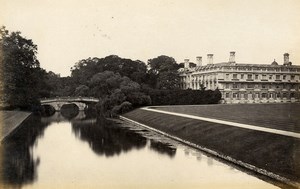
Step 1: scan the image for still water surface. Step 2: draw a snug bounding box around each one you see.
[2,111,279,189]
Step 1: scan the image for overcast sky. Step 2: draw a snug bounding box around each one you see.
[1,0,300,76]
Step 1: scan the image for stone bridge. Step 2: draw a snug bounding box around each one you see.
[40,97,99,111]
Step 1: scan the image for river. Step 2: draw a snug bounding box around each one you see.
[1,111,280,189]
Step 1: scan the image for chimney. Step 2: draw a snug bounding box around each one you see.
[283,53,289,65]
[229,51,235,63]
[184,58,190,69]
[196,56,202,66]
[207,54,213,64]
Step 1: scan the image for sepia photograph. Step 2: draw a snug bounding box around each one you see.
[0,0,300,188]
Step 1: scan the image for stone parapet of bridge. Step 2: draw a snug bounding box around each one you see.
[40,97,99,111]
[40,97,99,103]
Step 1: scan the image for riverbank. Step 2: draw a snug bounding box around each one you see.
[1,111,32,142]
[122,105,300,188]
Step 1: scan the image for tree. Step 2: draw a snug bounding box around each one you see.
[71,58,99,85]
[74,85,89,96]
[87,71,150,117]
[70,55,148,87]
[0,26,48,109]
[157,71,180,90]
[88,71,123,98]
[147,55,180,89]
[147,55,179,74]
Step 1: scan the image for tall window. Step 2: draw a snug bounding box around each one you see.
[233,84,238,89]
[269,75,273,80]
[233,74,237,79]
[241,74,244,79]
[247,74,252,79]
[226,74,230,80]
[233,93,238,99]
[291,84,295,89]
[247,93,252,99]
[255,75,259,80]
[283,75,286,80]
[276,75,280,80]
[225,93,230,98]
[291,75,295,80]
[291,93,295,98]
[262,75,267,80]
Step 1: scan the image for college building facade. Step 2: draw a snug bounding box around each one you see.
[179,52,300,103]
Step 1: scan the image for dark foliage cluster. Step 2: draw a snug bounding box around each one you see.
[0,27,51,110]
[147,89,222,105]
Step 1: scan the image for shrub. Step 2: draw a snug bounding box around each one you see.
[119,101,133,114]
[146,89,221,105]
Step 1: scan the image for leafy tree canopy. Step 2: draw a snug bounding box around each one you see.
[71,55,147,85]
[157,71,180,90]
[0,26,49,109]
[147,55,179,74]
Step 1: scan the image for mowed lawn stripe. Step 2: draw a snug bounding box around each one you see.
[142,107,300,139]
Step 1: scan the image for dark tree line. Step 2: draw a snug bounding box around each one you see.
[1,27,221,114]
[148,89,222,105]
[0,27,51,110]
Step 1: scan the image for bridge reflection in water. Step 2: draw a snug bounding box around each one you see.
[40,111,96,125]
[1,111,279,189]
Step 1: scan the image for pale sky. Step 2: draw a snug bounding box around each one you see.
[1,0,300,76]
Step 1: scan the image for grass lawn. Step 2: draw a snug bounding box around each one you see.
[152,103,300,133]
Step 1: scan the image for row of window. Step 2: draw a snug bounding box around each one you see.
[226,73,298,80]
[182,75,217,81]
[195,66,300,72]
[225,92,296,99]
[223,67,300,72]
[224,83,298,89]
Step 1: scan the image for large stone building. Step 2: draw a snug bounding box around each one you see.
[179,52,300,103]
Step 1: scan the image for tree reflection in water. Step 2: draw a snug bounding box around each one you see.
[149,140,176,158]
[72,118,148,157]
[72,118,177,158]
[1,115,50,188]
